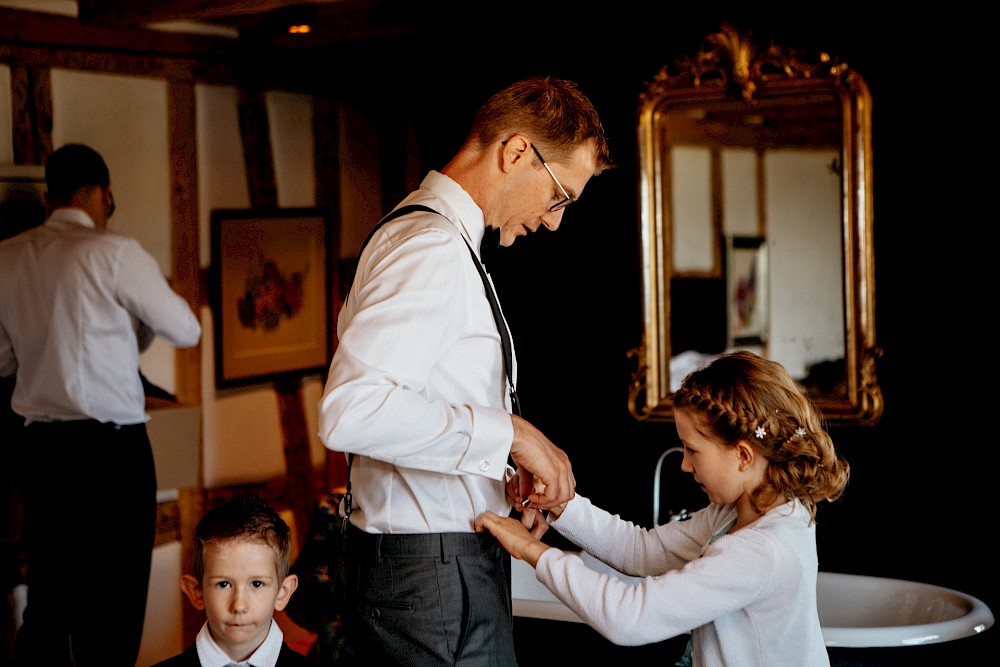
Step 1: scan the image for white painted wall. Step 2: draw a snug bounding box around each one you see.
[670,145,713,274]
[765,149,843,379]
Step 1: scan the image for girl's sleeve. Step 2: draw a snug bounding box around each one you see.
[550,494,727,576]
[534,523,779,646]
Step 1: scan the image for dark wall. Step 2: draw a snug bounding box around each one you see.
[330,5,995,663]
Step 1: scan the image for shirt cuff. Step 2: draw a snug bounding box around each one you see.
[458,406,513,480]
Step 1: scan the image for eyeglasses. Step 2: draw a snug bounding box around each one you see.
[529,143,576,212]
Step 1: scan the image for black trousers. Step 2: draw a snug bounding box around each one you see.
[339,523,517,666]
[15,420,156,667]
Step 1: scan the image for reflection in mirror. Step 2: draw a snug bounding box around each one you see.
[628,24,883,425]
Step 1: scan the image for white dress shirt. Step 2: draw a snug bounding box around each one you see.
[0,208,201,424]
[194,618,284,667]
[317,171,516,533]
[542,497,831,666]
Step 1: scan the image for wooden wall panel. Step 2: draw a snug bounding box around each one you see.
[166,79,202,407]
[8,62,51,165]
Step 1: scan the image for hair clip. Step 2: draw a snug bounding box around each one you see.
[755,426,766,439]
[795,427,807,437]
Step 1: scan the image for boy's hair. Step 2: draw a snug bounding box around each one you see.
[191,494,292,582]
[672,350,850,522]
[468,75,614,173]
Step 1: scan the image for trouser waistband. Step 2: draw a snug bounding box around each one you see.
[346,521,501,558]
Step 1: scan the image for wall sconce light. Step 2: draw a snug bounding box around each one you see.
[278,4,317,36]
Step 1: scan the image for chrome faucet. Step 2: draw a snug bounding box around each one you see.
[653,446,691,524]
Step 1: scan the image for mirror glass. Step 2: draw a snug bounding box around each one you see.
[629,25,883,425]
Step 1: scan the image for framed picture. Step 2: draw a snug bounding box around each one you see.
[0,165,47,240]
[725,235,768,347]
[211,207,333,388]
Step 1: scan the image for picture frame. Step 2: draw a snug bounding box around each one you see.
[210,207,333,389]
[725,235,769,347]
[0,165,47,240]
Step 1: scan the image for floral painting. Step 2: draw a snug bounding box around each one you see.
[211,208,332,388]
[237,259,307,331]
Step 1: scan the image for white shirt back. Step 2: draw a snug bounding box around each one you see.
[0,207,201,423]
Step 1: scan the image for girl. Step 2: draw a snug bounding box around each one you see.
[476,351,850,666]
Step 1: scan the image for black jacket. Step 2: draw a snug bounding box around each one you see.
[150,641,313,667]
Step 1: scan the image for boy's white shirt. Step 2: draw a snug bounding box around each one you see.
[194,618,284,666]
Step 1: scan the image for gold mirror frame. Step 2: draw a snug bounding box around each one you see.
[628,25,883,425]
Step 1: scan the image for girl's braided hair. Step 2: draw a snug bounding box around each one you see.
[672,351,849,522]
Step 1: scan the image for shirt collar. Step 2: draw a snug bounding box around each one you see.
[194,618,285,667]
[47,207,96,230]
[417,170,486,249]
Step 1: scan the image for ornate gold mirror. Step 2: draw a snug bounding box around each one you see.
[628,25,882,425]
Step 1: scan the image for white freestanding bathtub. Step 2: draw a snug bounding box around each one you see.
[511,553,994,648]
[817,570,993,647]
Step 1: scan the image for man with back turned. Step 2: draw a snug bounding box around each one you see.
[0,143,202,666]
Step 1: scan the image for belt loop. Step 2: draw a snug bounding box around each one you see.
[439,534,451,564]
[374,533,384,564]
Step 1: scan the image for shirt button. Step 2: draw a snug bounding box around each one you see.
[479,460,491,473]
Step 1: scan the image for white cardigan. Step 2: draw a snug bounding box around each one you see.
[539,496,830,667]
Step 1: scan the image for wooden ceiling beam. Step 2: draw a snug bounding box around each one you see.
[76,0,350,27]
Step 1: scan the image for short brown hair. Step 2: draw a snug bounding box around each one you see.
[469,76,613,173]
[191,494,292,582]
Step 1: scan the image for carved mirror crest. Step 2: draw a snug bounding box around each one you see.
[628,24,883,425]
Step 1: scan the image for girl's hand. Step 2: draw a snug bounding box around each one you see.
[518,504,551,539]
[475,511,551,567]
[506,469,555,538]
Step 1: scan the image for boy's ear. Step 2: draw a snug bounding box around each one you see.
[272,573,299,612]
[180,574,206,610]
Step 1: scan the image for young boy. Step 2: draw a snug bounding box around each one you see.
[152,495,311,667]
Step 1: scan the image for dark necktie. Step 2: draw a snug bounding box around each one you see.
[479,225,501,272]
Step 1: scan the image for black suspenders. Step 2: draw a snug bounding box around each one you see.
[342,204,520,521]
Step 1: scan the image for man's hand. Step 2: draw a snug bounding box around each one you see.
[508,414,575,508]
[504,470,554,538]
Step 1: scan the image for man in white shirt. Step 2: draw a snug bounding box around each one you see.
[0,143,202,666]
[317,76,613,665]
